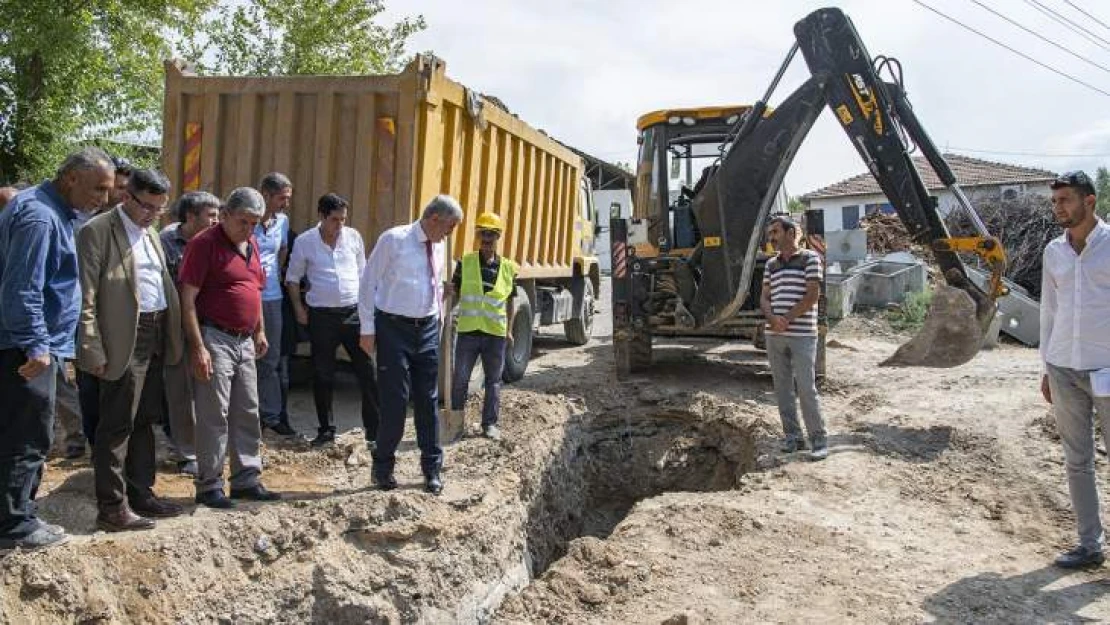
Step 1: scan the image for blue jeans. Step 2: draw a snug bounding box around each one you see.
[766,334,826,447]
[451,332,506,427]
[373,312,442,478]
[0,349,56,539]
[257,298,287,427]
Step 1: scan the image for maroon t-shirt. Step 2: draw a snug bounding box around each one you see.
[179,224,265,334]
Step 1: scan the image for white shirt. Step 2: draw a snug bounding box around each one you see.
[359,220,445,334]
[117,207,167,313]
[285,225,366,308]
[1040,219,1110,370]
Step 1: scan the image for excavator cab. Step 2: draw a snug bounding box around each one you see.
[633,106,786,257]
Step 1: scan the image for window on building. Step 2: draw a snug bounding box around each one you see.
[865,202,893,216]
[841,205,861,230]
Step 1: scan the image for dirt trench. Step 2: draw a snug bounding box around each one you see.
[0,390,759,624]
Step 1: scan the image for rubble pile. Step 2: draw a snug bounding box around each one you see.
[860,213,934,262]
[945,195,1061,298]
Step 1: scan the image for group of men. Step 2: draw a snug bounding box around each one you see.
[759,169,1110,571]
[0,147,520,551]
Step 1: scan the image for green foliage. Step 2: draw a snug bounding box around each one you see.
[0,0,423,185]
[1096,166,1110,219]
[788,196,806,215]
[0,1,213,183]
[886,288,933,332]
[183,0,426,76]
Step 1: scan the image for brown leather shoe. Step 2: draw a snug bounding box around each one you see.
[130,496,184,519]
[96,505,156,532]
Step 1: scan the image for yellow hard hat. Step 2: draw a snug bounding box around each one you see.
[475,212,503,232]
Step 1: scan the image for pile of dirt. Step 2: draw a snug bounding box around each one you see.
[2,386,761,624]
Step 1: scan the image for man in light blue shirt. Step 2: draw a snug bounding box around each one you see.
[254,172,296,436]
[0,147,114,550]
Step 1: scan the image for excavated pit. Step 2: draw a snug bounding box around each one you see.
[0,394,759,624]
[521,407,756,579]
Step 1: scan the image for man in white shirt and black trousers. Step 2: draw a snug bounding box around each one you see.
[1041,170,1110,569]
[286,193,378,448]
[359,195,462,495]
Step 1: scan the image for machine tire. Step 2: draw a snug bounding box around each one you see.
[502,287,532,383]
[563,277,594,346]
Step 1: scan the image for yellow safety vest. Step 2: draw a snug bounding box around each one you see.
[457,252,517,336]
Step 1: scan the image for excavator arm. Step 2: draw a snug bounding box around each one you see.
[685,7,1005,366]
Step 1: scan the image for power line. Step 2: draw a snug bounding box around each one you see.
[1024,0,1110,52]
[912,0,1110,98]
[970,0,1110,75]
[1064,0,1110,33]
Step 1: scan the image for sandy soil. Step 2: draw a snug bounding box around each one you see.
[4,279,1108,624]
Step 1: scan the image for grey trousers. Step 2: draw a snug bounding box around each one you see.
[257,298,285,427]
[193,326,262,494]
[163,353,195,461]
[1047,363,1110,551]
[766,334,827,446]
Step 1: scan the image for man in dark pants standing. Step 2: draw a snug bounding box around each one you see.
[255,172,297,436]
[447,212,518,442]
[286,193,378,447]
[77,169,185,531]
[0,147,114,550]
[359,195,462,494]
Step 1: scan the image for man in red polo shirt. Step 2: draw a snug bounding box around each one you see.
[178,187,281,509]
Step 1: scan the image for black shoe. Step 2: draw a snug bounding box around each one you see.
[310,430,336,447]
[424,472,443,495]
[195,490,236,509]
[373,473,398,491]
[229,485,281,501]
[265,421,298,436]
[1055,545,1105,569]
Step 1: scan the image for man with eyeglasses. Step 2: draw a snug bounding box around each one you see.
[77,168,185,532]
[1041,169,1110,569]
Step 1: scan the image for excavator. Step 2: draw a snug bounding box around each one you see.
[610,6,1007,375]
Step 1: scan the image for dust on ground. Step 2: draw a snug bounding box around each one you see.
[5,278,1109,624]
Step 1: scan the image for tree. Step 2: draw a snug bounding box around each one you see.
[788,196,807,215]
[1096,166,1110,219]
[183,0,426,76]
[0,1,212,183]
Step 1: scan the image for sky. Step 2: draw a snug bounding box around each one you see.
[380,0,1110,197]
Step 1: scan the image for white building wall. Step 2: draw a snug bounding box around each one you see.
[808,183,1052,232]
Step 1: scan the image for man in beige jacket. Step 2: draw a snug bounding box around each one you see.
[77,169,184,532]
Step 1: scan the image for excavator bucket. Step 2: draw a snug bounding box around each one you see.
[881,286,985,367]
[881,268,999,367]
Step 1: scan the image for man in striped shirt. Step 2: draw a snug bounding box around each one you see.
[760,215,828,460]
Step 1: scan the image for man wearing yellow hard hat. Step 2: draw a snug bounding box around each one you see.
[446,211,518,441]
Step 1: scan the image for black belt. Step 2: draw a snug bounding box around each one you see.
[310,305,357,315]
[139,310,165,321]
[376,311,437,327]
[202,321,253,339]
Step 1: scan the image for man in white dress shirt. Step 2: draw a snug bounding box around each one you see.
[359,195,462,494]
[1041,170,1110,569]
[286,193,378,447]
[77,169,185,531]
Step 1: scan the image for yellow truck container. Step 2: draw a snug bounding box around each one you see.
[161,54,599,381]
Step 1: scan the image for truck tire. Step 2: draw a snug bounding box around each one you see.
[503,287,532,383]
[615,329,652,377]
[563,277,594,346]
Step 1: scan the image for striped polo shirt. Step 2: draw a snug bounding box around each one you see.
[763,249,822,337]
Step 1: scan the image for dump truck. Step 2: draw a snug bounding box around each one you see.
[161,54,600,384]
[610,7,1006,375]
